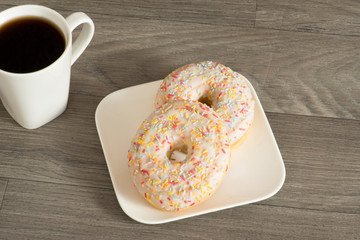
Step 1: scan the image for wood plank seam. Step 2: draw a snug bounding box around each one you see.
[254,202,360,216]
[0,177,114,190]
[264,111,360,123]
[254,25,360,38]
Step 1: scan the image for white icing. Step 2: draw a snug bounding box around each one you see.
[128,100,231,211]
[154,61,255,145]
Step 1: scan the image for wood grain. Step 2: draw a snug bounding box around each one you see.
[0,94,112,188]
[256,0,360,36]
[70,12,276,95]
[257,31,360,120]
[74,11,359,120]
[264,113,360,214]
[0,179,7,208]
[0,179,358,240]
[1,0,257,28]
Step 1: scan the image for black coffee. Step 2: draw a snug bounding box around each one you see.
[0,17,65,73]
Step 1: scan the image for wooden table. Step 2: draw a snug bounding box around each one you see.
[0,1,359,239]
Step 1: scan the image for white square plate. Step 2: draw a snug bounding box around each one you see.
[95,79,285,224]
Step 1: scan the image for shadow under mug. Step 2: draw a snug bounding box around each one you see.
[0,5,94,129]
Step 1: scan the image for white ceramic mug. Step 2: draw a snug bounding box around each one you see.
[0,5,94,129]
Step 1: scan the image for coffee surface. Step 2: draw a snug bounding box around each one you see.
[0,17,65,73]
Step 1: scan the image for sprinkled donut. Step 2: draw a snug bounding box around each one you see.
[154,61,255,148]
[127,100,231,211]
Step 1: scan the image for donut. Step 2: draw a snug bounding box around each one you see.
[127,100,231,211]
[154,61,255,148]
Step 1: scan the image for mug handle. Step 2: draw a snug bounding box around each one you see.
[65,12,95,65]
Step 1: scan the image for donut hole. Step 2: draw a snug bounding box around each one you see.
[198,95,213,108]
[169,140,188,163]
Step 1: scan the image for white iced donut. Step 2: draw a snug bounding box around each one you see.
[127,100,231,211]
[154,61,255,148]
